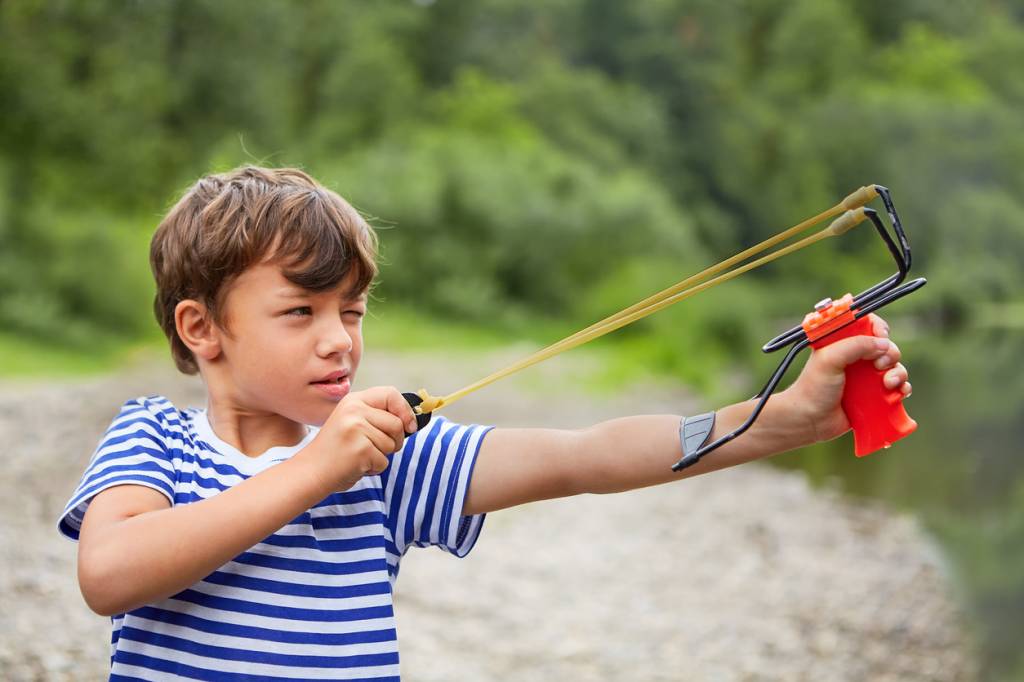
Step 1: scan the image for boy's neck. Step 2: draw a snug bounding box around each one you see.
[204,399,309,459]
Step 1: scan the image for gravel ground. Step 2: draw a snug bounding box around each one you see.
[0,346,978,681]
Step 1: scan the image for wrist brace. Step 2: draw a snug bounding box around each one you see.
[677,411,716,471]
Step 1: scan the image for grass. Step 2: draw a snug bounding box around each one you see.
[0,306,701,398]
[0,331,158,379]
[366,306,695,396]
[363,306,514,350]
[0,307,541,381]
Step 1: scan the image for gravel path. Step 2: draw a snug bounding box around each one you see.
[0,346,977,681]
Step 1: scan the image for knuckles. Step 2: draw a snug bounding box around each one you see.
[313,391,408,492]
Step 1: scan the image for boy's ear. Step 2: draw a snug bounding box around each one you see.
[174,299,222,362]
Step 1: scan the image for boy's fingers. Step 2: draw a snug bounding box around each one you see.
[814,335,891,373]
[868,311,892,337]
[365,409,406,452]
[367,452,391,476]
[359,386,419,433]
[362,418,403,458]
[884,363,908,389]
[381,387,418,433]
[868,313,890,338]
[874,340,901,370]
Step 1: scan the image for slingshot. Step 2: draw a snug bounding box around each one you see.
[403,184,927,471]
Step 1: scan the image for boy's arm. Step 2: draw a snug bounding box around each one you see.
[77,387,417,617]
[78,451,336,616]
[464,316,909,515]
[462,396,812,514]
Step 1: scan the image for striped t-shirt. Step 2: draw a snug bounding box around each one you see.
[58,395,493,681]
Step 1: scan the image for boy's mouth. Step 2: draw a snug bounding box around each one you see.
[311,369,350,384]
[311,374,351,400]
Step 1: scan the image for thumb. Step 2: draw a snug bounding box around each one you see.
[811,335,890,374]
[387,389,419,434]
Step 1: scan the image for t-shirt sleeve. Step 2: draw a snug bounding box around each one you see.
[57,396,178,541]
[381,416,493,559]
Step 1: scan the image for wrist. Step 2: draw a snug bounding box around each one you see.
[289,437,339,502]
[769,388,819,449]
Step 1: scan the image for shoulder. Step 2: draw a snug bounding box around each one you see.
[399,415,494,458]
[110,394,194,439]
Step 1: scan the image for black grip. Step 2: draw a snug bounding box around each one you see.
[402,392,433,435]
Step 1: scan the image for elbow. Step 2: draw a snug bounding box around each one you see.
[77,546,131,617]
[82,592,120,618]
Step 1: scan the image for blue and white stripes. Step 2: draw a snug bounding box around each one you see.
[58,395,492,680]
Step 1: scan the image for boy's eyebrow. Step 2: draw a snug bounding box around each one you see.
[277,288,367,302]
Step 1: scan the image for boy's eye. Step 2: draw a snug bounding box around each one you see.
[284,306,364,318]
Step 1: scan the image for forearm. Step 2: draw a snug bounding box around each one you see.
[468,326,904,511]
[79,445,333,616]
[576,390,816,494]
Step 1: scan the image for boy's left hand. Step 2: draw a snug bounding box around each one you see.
[779,313,912,445]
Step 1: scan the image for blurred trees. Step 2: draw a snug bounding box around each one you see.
[3,0,1021,351]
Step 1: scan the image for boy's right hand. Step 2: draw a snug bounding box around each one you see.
[301,386,419,494]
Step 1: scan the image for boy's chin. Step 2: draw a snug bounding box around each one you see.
[309,400,343,427]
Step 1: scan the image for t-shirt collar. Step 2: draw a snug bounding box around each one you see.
[191,408,318,472]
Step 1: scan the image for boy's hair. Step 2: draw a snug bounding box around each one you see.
[150,166,378,375]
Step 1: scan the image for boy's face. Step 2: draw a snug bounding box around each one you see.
[209,260,367,427]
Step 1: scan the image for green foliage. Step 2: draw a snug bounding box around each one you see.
[318,76,700,323]
[4,0,1021,348]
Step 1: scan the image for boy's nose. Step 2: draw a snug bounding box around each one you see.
[315,320,354,356]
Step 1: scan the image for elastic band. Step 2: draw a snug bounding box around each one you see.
[413,187,877,414]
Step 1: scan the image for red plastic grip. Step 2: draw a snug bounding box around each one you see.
[804,300,917,457]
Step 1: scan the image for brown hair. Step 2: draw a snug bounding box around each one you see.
[150,166,379,375]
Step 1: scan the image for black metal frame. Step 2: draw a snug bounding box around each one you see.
[671,185,927,472]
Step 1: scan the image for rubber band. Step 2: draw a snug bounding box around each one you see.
[412,188,876,415]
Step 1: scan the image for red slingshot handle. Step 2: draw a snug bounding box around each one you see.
[803,295,917,457]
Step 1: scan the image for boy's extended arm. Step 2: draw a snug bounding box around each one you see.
[463,394,813,514]
[464,319,909,515]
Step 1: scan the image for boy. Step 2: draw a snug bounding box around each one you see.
[58,166,911,680]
